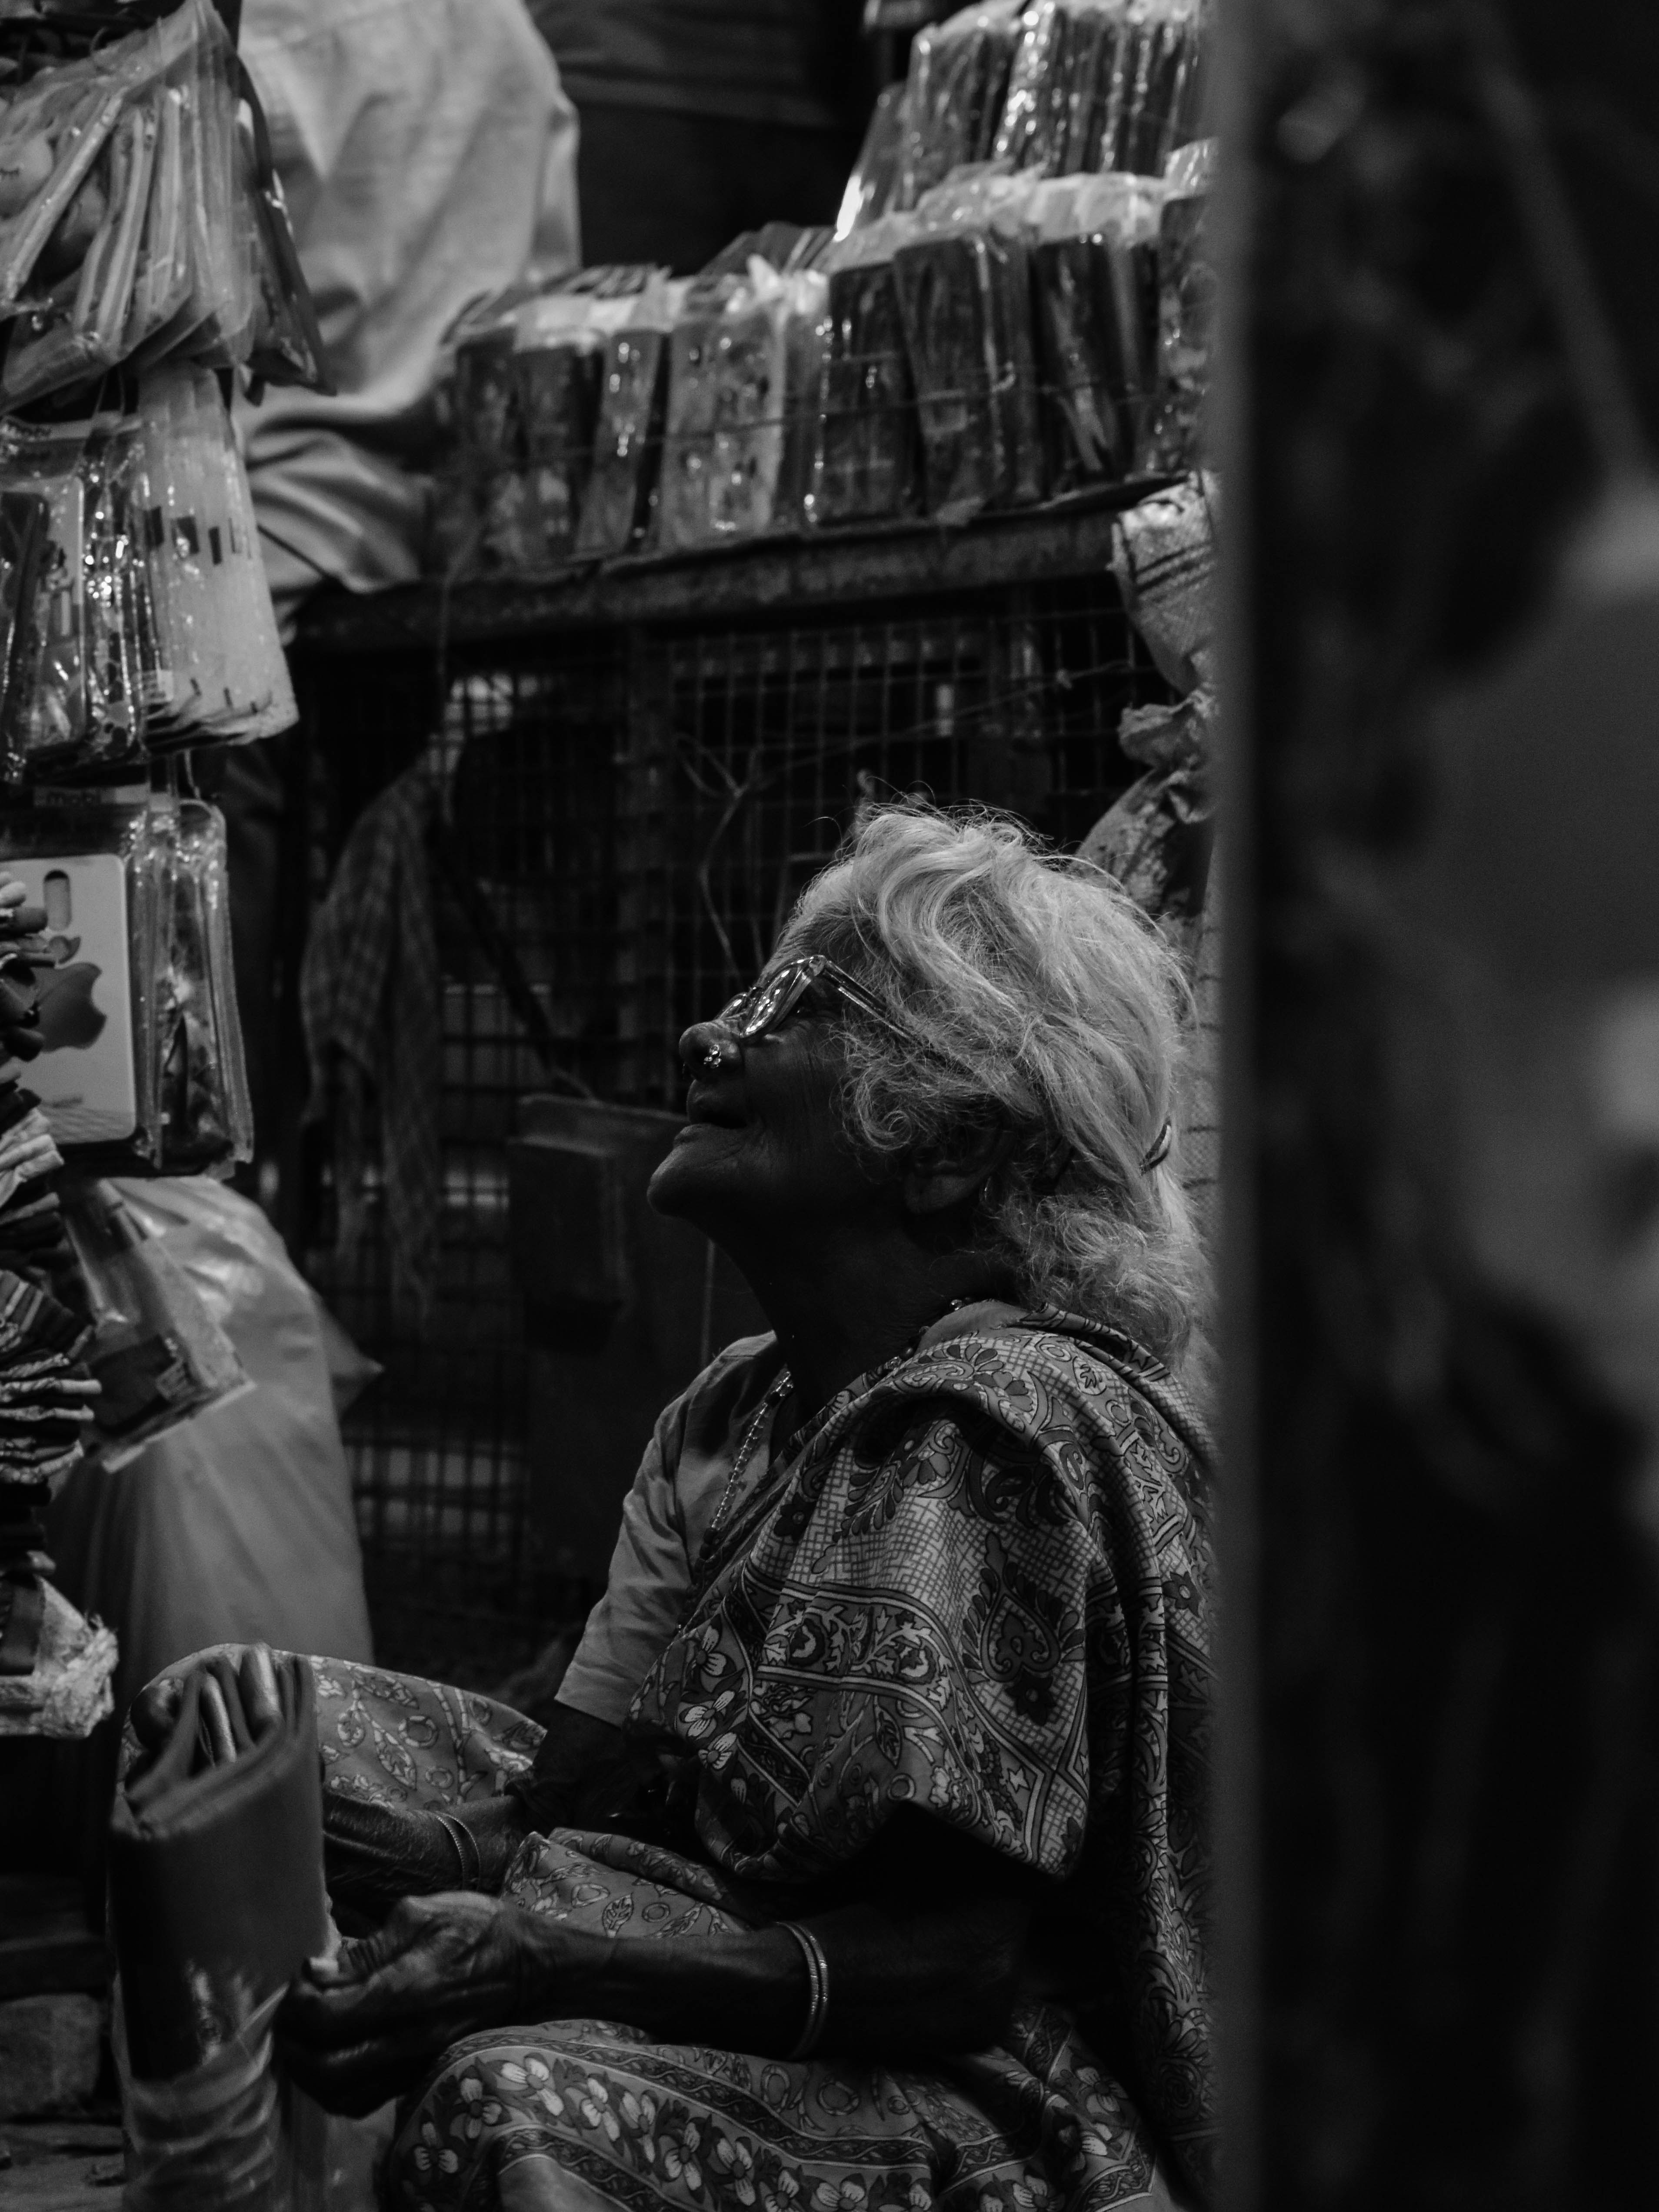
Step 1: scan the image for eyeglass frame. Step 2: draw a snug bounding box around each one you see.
[704,955,1173,1178]
[712,953,910,1047]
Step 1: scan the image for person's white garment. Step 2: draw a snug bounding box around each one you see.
[238,0,581,630]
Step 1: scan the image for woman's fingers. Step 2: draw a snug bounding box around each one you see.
[0,879,25,907]
[240,1644,281,1735]
[197,1673,237,1766]
[130,1676,185,1750]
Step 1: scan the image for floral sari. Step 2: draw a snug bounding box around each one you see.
[311,1312,1216,2212]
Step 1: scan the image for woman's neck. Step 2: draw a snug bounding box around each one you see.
[735,1226,1008,1418]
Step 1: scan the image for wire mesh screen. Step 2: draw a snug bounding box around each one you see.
[291,567,1167,1682]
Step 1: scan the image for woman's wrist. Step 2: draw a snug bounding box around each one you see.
[506,1915,813,2057]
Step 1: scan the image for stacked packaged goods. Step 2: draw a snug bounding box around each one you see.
[426,0,1215,575]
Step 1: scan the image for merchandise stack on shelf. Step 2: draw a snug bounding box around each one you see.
[0,0,326,1742]
[430,0,1215,581]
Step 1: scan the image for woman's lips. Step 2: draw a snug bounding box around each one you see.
[683,1082,745,1129]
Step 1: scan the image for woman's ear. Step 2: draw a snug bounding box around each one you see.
[902,1124,1021,1216]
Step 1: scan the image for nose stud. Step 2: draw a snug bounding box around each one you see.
[700,1036,735,1073]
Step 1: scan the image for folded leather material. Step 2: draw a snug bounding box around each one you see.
[110,1652,329,2082]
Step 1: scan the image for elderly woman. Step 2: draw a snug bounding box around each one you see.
[142,803,1216,2211]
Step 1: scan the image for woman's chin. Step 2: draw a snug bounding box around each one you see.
[647,1123,738,1221]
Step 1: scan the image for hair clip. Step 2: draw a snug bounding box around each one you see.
[1141,1120,1173,1173]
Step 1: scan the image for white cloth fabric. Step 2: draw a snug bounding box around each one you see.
[556,1299,1024,1727]
[238,0,581,628]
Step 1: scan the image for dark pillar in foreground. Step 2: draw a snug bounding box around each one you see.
[1231,2,1659,2205]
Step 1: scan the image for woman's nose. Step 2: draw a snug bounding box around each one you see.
[679,1020,739,1076]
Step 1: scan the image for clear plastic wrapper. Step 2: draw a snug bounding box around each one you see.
[239,62,331,395]
[446,294,633,573]
[0,0,323,409]
[1146,136,1214,472]
[896,0,1023,210]
[893,173,1044,520]
[806,214,923,527]
[0,484,48,738]
[993,0,1208,180]
[152,798,252,1175]
[1026,171,1163,487]
[575,277,685,561]
[63,1175,247,1464]
[0,412,151,776]
[137,361,296,747]
[835,82,907,237]
[659,259,830,550]
[0,802,161,1158]
[1110,0,1208,175]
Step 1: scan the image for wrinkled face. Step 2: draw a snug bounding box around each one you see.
[646,990,891,1254]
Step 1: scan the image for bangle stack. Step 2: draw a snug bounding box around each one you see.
[433,1810,481,1890]
[780,1921,830,2060]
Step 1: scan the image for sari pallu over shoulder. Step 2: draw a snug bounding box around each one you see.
[628,1313,1217,2197]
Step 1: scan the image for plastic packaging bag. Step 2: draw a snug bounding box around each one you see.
[659,257,830,549]
[575,276,686,560]
[48,1175,374,1719]
[0,413,152,776]
[896,0,1024,210]
[993,0,1208,180]
[137,361,296,746]
[479,298,607,571]
[152,799,253,1174]
[1027,170,1163,487]
[806,214,923,526]
[835,81,907,237]
[238,60,330,395]
[1146,136,1215,471]
[893,171,1045,519]
[0,0,323,407]
[64,1175,248,1463]
[0,802,162,1156]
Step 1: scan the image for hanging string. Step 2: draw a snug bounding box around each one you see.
[1455,0,1651,487]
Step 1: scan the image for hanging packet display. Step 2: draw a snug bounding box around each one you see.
[137,362,296,747]
[806,215,923,527]
[151,798,252,1175]
[895,0,1024,210]
[0,414,153,776]
[893,171,1045,520]
[0,803,158,1156]
[0,0,324,410]
[1026,171,1163,487]
[0,486,48,741]
[237,59,331,396]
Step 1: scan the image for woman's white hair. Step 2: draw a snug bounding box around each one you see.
[779,801,1204,1361]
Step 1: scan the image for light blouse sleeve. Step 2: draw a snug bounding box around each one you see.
[554,1334,781,1728]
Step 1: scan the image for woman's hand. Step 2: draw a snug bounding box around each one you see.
[276,1895,556,2116]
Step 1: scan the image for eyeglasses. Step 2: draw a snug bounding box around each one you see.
[714,954,909,1046]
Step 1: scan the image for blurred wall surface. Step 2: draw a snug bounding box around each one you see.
[1233,1,1659,2206]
